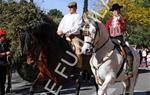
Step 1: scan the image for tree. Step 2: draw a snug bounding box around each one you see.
[121,0,150,46]
[94,0,150,46]
[0,2,58,81]
[0,2,53,55]
[47,9,63,24]
[47,9,63,18]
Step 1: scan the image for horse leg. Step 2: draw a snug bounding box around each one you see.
[82,70,92,83]
[122,80,129,95]
[93,78,99,95]
[122,59,139,95]
[128,73,138,95]
[98,75,114,95]
[74,69,83,95]
[6,64,12,93]
[29,72,44,95]
[5,56,12,93]
[75,77,81,95]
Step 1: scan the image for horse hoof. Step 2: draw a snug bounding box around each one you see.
[30,91,34,95]
[6,89,10,93]
[75,92,79,95]
[6,88,12,93]
[30,93,34,95]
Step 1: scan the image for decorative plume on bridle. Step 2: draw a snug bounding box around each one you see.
[83,0,88,17]
[82,0,110,24]
[82,0,101,23]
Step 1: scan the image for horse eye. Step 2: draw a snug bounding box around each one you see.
[31,41,34,44]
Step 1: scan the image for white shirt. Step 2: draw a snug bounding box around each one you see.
[109,16,122,37]
[142,50,147,57]
[112,16,120,28]
[57,13,82,35]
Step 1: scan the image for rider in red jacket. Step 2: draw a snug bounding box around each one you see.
[106,3,133,74]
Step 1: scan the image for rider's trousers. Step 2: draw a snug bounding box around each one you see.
[71,36,83,68]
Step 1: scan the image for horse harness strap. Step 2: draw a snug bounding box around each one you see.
[94,37,110,53]
[114,43,127,59]
[113,45,127,78]
[92,47,115,86]
[93,46,126,85]
[116,58,126,78]
[93,48,115,70]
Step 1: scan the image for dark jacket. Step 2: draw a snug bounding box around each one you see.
[0,39,10,65]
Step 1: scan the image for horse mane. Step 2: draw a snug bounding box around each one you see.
[87,17,109,34]
[23,20,72,60]
[22,19,75,83]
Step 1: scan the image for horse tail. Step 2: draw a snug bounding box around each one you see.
[127,47,140,95]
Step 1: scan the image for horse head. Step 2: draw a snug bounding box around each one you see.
[81,15,99,55]
[23,22,55,64]
[81,15,110,55]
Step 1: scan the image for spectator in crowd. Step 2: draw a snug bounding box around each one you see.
[0,28,11,95]
[139,49,142,65]
[146,51,150,67]
[142,48,148,67]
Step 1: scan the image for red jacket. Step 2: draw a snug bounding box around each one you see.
[106,17,127,37]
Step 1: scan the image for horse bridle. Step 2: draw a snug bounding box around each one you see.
[82,22,110,53]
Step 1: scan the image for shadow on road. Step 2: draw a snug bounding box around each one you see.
[134,91,150,95]
[138,68,150,74]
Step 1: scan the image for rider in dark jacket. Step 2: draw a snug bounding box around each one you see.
[0,28,11,95]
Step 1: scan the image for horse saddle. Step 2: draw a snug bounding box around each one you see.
[114,43,127,59]
[114,42,134,78]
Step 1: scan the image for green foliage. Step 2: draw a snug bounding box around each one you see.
[47,9,64,24]
[0,2,51,58]
[47,9,63,18]
[0,2,60,81]
[98,0,150,46]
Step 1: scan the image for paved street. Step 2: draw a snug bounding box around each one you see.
[6,66,150,95]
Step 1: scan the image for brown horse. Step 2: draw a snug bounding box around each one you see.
[22,21,96,95]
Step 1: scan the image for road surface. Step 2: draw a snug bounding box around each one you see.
[6,66,150,95]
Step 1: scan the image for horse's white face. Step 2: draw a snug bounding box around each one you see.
[81,21,97,55]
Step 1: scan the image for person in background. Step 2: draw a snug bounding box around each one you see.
[142,48,148,67]
[139,49,142,65]
[0,28,11,95]
[57,1,82,68]
[146,51,150,67]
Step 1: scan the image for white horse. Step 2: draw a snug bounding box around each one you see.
[81,16,140,95]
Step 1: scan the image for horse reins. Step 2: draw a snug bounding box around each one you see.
[94,38,110,53]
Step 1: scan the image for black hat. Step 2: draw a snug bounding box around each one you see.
[110,3,123,11]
